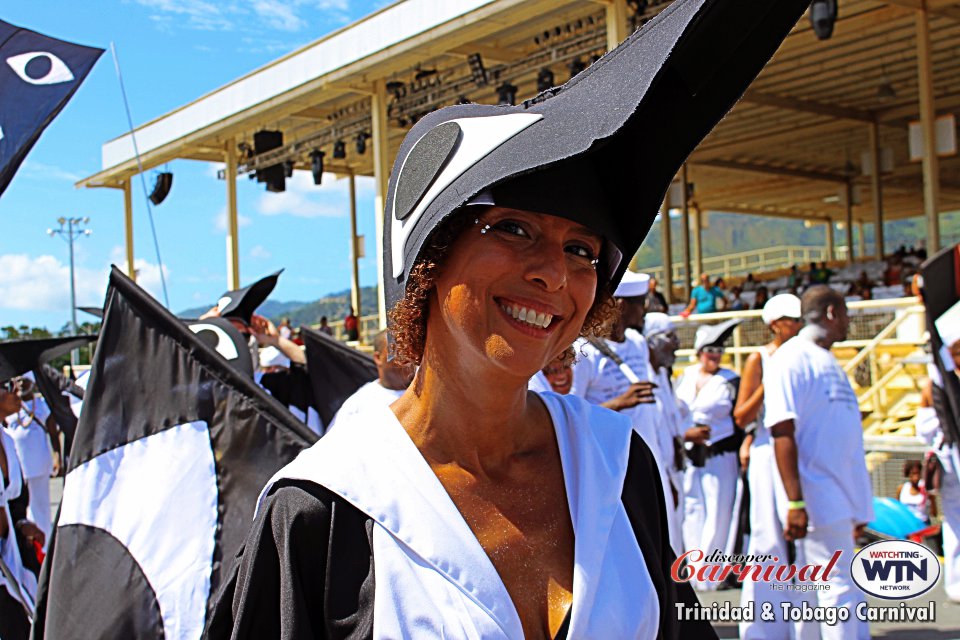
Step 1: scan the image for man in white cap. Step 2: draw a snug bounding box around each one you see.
[735,294,802,639]
[764,285,872,639]
[569,271,661,455]
[644,312,690,556]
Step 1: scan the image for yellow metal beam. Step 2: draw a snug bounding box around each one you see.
[123,179,136,282]
[371,79,391,329]
[225,139,241,290]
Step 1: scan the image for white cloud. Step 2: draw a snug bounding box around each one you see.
[253,0,306,31]
[0,251,168,313]
[256,171,372,219]
[133,0,234,30]
[133,0,351,32]
[18,161,84,183]
[0,254,104,312]
[214,207,253,231]
[249,244,272,259]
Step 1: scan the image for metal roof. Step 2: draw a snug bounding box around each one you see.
[80,0,960,226]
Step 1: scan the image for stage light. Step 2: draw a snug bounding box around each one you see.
[810,0,838,41]
[254,130,285,193]
[568,57,586,80]
[148,171,173,205]
[537,68,555,93]
[333,139,346,159]
[355,132,369,155]
[311,150,325,185]
[467,53,488,87]
[386,81,406,100]
[496,81,518,106]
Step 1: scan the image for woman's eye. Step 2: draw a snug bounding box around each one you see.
[492,220,530,238]
[566,244,598,262]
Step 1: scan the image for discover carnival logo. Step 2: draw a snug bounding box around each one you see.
[851,540,941,599]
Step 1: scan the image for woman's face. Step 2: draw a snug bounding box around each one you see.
[542,362,573,394]
[771,317,802,342]
[698,348,723,374]
[427,207,602,377]
[0,388,21,417]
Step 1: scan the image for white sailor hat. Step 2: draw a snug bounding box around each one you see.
[643,312,674,339]
[258,346,291,370]
[614,271,650,299]
[761,293,802,326]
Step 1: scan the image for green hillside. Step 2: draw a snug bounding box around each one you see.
[632,210,960,270]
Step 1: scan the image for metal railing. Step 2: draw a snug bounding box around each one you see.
[670,297,928,436]
[642,244,850,283]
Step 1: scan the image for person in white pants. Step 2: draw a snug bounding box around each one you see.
[676,319,742,590]
[764,286,873,640]
[735,294,802,639]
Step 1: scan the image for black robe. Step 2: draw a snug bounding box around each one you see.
[205,424,715,639]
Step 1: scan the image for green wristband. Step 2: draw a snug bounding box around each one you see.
[787,500,806,510]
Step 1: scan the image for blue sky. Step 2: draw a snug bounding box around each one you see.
[0,0,386,331]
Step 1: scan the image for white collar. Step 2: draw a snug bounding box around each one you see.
[262,393,636,637]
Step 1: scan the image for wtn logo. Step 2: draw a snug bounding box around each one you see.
[861,559,928,583]
[852,541,939,600]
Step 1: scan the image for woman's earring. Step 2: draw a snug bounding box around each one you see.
[474,218,491,235]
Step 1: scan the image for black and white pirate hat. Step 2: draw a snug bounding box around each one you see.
[0,335,97,384]
[214,269,283,325]
[186,317,254,377]
[693,318,742,352]
[382,0,809,311]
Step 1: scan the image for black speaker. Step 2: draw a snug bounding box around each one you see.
[254,130,285,193]
[148,172,173,205]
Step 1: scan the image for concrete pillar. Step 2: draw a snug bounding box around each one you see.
[348,171,361,318]
[868,119,885,259]
[605,0,629,52]
[916,6,941,252]
[660,199,674,303]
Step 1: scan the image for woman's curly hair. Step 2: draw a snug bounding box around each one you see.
[388,210,619,367]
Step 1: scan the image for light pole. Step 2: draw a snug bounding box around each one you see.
[48,217,92,365]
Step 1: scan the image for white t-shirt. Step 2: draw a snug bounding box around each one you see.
[570,335,660,455]
[763,335,874,528]
[4,397,53,479]
[328,380,405,432]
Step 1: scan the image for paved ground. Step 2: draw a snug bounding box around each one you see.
[698,581,960,639]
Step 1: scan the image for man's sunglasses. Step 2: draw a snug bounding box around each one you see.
[700,346,725,355]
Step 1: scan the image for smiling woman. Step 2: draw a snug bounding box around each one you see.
[206,1,808,638]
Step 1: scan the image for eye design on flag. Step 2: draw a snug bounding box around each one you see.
[6,51,75,85]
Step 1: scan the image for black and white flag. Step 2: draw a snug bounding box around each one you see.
[921,243,960,444]
[0,20,103,198]
[301,325,377,426]
[32,267,317,639]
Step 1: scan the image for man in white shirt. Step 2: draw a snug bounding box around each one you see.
[764,285,873,640]
[3,375,58,548]
[329,329,415,430]
[569,271,660,453]
[643,312,690,556]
